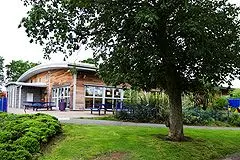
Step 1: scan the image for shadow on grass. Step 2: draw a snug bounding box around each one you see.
[152,134,206,143]
[92,151,131,160]
[40,132,66,156]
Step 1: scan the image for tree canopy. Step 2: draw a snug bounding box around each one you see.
[80,58,96,65]
[6,60,38,82]
[20,0,240,141]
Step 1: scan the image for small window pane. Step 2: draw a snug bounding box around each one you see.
[105,99,113,109]
[86,86,94,96]
[114,89,121,98]
[94,98,102,107]
[85,98,93,108]
[105,88,113,97]
[95,87,103,97]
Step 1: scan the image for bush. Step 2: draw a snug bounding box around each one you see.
[0,144,32,160]
[0,113,62,159]
[212,97,228,110]
[230,89,240,98]
[14,136,40,153]
[116,91,169,123]
[228,113,240,127]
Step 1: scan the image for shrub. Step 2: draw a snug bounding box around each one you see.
[228,113,240,127]
[14,136,40,153]
[230,89,240,98]
[116,91,169,123]
[212,97,228,110]
[0,144,32,160]
[0,113,62,159]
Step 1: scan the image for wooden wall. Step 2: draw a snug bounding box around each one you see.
[75,72,105,110]
[25,69,106,110]
[26,69,74,109]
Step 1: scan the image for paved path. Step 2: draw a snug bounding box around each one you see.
[7,107,112,119]
[8,107,240,130]
[60,119,240,130]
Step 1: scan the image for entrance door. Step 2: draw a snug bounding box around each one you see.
[26,93,33,101]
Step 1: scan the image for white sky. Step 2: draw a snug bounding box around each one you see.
[0,0,240,87]
[0,1,93,65]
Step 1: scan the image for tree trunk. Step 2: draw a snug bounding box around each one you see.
[166,68,184,141]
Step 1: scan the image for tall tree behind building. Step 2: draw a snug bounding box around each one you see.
[6,60,38,82]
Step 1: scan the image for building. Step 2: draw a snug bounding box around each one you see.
[6,63,124,110]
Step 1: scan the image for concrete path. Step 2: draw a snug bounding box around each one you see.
[7,107,113,120]
[8,107,240,130]
[60,118,240,130]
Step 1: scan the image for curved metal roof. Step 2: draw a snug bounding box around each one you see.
[17,62,97,82]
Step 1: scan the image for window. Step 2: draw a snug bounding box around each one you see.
[86,86,94,96]
[52,86,71,108]
[105,88,113,97]
[84,85,124,109]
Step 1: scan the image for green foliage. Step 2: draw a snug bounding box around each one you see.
[0,144,32,160]
[5,60,39,82]
[14,136,40,153]
[20,0,240,91]
[212,97,228,110]
[228,113,240,127]
[0,113,62,159]
[116,91,169,123]
[183,108,227,125]
[230,89,240,98]
[182,107,240,127]
[80,58,96,65]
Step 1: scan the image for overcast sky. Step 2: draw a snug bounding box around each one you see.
[0,0,240,87]
[0,1,93,65]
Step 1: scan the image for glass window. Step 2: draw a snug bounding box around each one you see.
[94,98,102,106]
[105,99,113,109]
[105,88,113,97]
[86,86,94,96]
[114,89,121,98]
[84,85,124,109]
[95,87,103,97]
[85,98,93,109]
[52,86,70,108]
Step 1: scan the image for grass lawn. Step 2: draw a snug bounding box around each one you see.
[40,124,240,160]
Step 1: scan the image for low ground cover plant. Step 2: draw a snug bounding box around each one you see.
[0,113,62,160]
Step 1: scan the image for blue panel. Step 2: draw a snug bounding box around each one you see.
[228,99,240,108]
[0,98,2,111]
[0,98,7,112]
[3,98,7,112]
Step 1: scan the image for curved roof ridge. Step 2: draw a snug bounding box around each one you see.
[17,62,97,82]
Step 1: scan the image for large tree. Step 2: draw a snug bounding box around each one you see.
[20,0,240,141]
[6,60,38,82]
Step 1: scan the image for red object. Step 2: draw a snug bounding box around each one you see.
[0,92,7,98]
[237,108,240,113]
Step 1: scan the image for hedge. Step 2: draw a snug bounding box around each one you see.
[0,112,62,160]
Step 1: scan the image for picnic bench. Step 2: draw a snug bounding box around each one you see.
[90,103,114,115]
[23,101,56,111]
[90,102,131,115]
